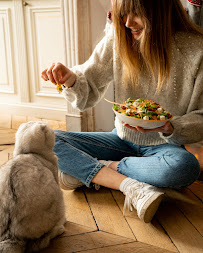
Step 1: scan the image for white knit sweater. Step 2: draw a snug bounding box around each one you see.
[63,23,203,146]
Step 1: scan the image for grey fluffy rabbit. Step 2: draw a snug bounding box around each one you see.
[0,121,66,253]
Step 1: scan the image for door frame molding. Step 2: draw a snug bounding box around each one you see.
[61,0,94,132]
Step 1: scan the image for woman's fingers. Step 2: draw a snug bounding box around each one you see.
[43,62,69,84]
[41,62,76,88]
[123,123,138,131]
[41,68,49,81]
[41,63,61,84]
[124,124,159,133]
[123,123,145,132]
[135,126,146,133]
[52,63,63,84]
[46,63,57,84]
[123,121,174,135]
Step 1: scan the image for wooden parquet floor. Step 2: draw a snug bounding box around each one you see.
[0,128,203,253]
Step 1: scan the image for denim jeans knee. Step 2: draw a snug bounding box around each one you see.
[117,144,200,189]
[166,150,200,188]
[152,147,200,188]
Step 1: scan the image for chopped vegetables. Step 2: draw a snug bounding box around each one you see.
[56,84,63,93]
[113,98,172,121]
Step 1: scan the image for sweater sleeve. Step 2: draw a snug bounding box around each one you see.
[159,58,203,145]
[62,25,114,111]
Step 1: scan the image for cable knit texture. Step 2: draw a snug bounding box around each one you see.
[63,23,203,146]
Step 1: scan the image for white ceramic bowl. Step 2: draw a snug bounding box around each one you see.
[113,109,172,129]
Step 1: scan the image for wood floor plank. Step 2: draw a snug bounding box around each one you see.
[165,188,203,235]
[60,221,97,237]
[111,190,178,252]
[38,231,135,253]
[110,189,136,217]
[62,188,97,230]
[0,128,16,145]
[84,187,136,240]
[156,201,203,253]
[126,217,178,252]
[0,128,16,133]
[0,145,14,166]
[78,241,174,253]
[188,181,203,201]
[1,128,202,253]
[0,144,14,151]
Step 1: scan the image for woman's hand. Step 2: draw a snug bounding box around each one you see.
[123,121,174,135]
[41,62,76,88]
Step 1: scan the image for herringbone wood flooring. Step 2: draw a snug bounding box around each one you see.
[0,128,203,253]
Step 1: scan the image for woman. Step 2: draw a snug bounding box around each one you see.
[41,0,203,223]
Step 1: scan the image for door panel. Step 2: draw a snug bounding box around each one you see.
[24,1,66,107]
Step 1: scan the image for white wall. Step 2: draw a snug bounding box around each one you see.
[89,0,115,132]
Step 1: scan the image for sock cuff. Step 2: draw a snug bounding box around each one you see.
[99,160,113,167]
[119,177,138,192]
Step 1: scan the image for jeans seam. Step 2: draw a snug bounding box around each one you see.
[86,164,104,186]
[117,157,127,173]
[57,139,111,187]
[56,132,136,155]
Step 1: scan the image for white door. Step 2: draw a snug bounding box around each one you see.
[0,0,68,121]
[0,0,19,104]
[0,0,94,130]
[24,0,67,109]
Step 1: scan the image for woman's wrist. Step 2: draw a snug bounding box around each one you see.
[162,123,174,136]
[64,73,77,88]
[163,132,172,137]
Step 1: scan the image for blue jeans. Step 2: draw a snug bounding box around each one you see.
[54,129,200,189]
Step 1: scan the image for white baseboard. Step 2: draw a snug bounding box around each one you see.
[0,103,67,121]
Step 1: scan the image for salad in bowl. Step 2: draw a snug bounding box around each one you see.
[111,98,173,129]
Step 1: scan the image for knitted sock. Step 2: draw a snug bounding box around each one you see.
[119,177,139,192]
[99,160,113,167]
